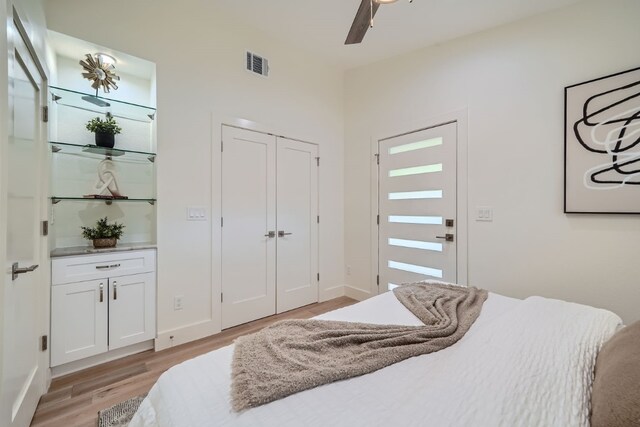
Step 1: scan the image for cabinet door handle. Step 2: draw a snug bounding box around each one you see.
[278,230,293,237]
[99,283,104,302]
[96,263,121,270]
[113,282,117,300]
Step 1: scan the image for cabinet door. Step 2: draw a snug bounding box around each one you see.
[50,280,108,366]
[108,272,156,350]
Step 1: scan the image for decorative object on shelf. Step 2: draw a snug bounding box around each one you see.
[86,115,122,148]
[79,53,120,94]
[85,158,127,200]
[564,66,640,214]
[81,217,125,249]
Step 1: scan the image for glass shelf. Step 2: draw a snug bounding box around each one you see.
[50,86,156,123]
[51,197,156,205]
[50,141,156,162]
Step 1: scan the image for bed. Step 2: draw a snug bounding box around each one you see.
[129,288,631,427]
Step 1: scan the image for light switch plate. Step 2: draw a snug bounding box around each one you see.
[475,206,493,222]
[187,206,207,221]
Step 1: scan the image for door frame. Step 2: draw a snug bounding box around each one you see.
[370,109,468,295]
[211,116,320,332]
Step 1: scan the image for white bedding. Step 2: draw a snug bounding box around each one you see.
[129,291,621,427]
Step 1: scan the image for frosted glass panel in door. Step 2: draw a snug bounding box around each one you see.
[276,138,318,313]
[379,123,457,292]
[221,126,276,329]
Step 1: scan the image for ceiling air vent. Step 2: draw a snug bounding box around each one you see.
[246,51,269,77]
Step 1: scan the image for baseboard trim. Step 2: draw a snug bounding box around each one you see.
[156,286,347,351]
[155,319,220,351]
[344,285,372,301]
[51,340,154,377]
[320,284,345,302]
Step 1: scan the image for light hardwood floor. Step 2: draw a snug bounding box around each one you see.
[31,296,356,427]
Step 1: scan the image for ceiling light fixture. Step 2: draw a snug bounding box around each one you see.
[96,53,117,66]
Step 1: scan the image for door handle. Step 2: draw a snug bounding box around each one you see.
[264,231,276,238]
[99,283,104,302]
[11,263,39,280]
[278,231,293,237]
[113,282,117,300]
[435,234,455,242]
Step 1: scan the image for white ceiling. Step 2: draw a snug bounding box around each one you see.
[213,0,583,69]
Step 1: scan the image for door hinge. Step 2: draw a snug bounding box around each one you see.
[376,275,380,286]
[221,293,223,303]
[42,106,48,123]
[221,141,223,152]
[375,153,379,165]
[317,215,319,224]
[317,273,320,281]
[42,220,49,236]
[315,157,320,166]
[376,214,379,225]
[41,335,48,351]
[221,217,223,227]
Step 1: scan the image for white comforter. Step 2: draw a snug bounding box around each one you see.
[129,291,621,427]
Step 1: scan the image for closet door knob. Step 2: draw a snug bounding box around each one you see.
[264,231,275,238]
[278,231,293,237]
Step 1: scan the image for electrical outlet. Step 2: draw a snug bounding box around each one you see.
[174,295,184,311]
[346,265,352,275]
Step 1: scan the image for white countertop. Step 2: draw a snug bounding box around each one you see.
[50,243,157,258]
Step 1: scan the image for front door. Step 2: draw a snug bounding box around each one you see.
[1,9,47,427]
[378,122,457,292]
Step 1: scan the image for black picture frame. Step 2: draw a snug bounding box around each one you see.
[564,66,640,214]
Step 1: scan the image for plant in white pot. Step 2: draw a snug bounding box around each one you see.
[86,115,122,148]
[81,217,125,248]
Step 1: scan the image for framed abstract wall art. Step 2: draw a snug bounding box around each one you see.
[564,66,640,214]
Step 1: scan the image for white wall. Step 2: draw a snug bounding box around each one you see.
[344,0,640,324]
[44,0,345,348]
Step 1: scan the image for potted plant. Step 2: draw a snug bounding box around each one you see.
[81,217,125,248]
[86,115,122,148]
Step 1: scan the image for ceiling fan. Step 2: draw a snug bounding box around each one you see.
[345,0,412,45]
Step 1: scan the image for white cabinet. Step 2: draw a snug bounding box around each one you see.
[51,280,108,364]
[50,250,156,367]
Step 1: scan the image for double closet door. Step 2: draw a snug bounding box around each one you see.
[221,125,319,329]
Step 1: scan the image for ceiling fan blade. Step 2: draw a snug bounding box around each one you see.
[345,0,380,45]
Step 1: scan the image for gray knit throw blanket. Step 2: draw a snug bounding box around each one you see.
[230,282,488,411]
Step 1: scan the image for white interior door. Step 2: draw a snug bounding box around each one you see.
[1,12,47,427]
[378,122,457,292]
[221,126,276,329]
[276,138,318,313]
